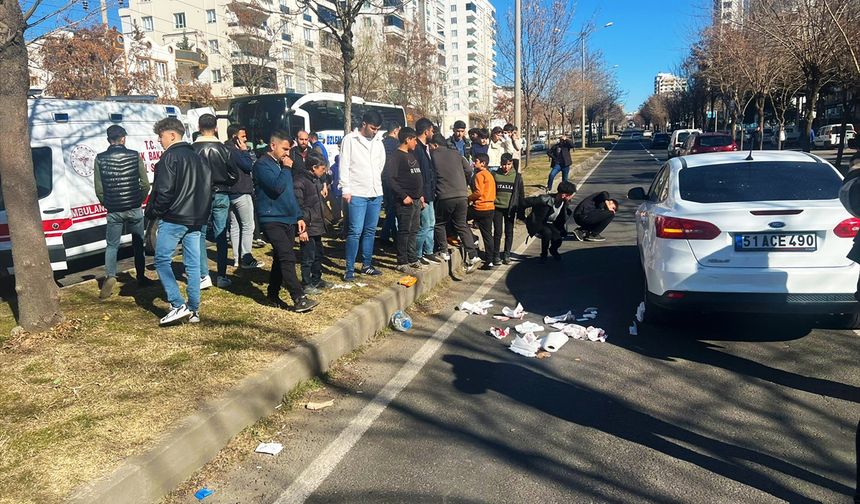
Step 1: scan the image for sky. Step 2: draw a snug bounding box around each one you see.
[24,0,706,113]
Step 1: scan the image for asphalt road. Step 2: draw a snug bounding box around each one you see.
[173,137,860,504]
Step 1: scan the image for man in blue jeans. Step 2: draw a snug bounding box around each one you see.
[414,117,442,264]
[93,125,151,300]
[339,110,387,281]
[194,114,239,289]
[224,124,258,269]
[146,117,212,326]
[546,133,575,192]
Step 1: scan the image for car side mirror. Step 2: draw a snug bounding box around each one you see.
[628,187,647,200]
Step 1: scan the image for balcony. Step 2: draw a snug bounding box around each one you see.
[281,33,291,42]
[465,2,476,12]
[229,31,273,58]
[384,14,404,32]
[174,48,208,71]
[227,1,269,28]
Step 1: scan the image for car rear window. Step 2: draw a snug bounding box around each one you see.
[679,161,842,203]
[698,135,733,147]
[677,132,690,143]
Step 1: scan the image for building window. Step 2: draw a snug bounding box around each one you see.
[304,27,313,42]
[155,61,168,78]
[364,17,372,27]
[284,74,293,90]
[303,12,313,22]
[208,39,219,52]
[452,42,458,49]
[450,5,456,11]
[174,12,186,29]
[452,55,458,62]
[206,9,216,23]
[211,69,222,83]
[451,29,457,36]
[142,16,153,32]
[450,17,456,24]
[453,79,459,86]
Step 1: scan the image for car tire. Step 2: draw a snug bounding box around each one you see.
[824,313,860,329]
[643,296,671,325]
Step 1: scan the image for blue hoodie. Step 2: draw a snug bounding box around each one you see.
[253,153,303,224]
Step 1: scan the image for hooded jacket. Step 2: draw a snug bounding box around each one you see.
[431,145,471,200]
[293,168,327,236]
[146,142,212,227]
[521,193,574,237]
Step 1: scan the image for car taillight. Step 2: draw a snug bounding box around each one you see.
[833,218,860,238]
[656,215,721,240]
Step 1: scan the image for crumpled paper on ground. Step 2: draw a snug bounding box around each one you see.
[629,323,638,336]
[489,326,510,339]
[331,282,368,289]
[544,311,576,324]
[502,303,527,319]
[635,302,645,323]
[255,442,284,456]
[586,326,607,342]
[457,299,494,315]
[509,332,540,357]
[515,321,544,334]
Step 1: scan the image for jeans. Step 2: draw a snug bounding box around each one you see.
[492,208,516,261]
[546,164,570,191]
[155,221,202,312]
[416,201,435,257]
[433,198,476,257]
[345,196,382,275]
[228,193,255,265]
[395,201,421,265]
[468,207,495,262]
[574,209,615,236]
[262,222,303,301]
[380,196,398,243]
[300,235,324,286]
[104,208,145,279]
[200,193,230,279]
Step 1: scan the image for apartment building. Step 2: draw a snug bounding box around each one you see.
[714,0,749,25]
[654,72,688,95]
[445,0,496,129]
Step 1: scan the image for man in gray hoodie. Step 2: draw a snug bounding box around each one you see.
[430,133,480,268]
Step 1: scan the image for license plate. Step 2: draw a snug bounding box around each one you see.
[734,233,817,252]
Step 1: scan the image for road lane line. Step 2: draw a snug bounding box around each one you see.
[274,139,620,504]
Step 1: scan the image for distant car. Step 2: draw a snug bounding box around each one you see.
[642,130,653,138]
[814,124,856,148]
[678,132,737,156]
[783,125,801,144]
[530,142,546,152]
[667,129,701,158]
[650,132,670,150]
[627,150,860,327]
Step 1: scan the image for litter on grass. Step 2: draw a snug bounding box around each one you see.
[332,282,369,290]
[305,399,335,411]
[540,332,570,352]
[502,303,527,319]
[489,326,510,339]
[636,302,646,323]
[255,442,284,456]
[457,299,494,315]
[194,488,214,500]
[515,321,544,334]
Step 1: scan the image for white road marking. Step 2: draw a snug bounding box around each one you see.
[274,141,619,504]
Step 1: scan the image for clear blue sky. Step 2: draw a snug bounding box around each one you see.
[492,0,707,112]
[25,0,705,113]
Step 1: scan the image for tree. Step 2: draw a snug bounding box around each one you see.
[225,0,280,95]
[38,25,127,99]
[0,0,64,332]
[385,22,442,121]
[320,27,387,101]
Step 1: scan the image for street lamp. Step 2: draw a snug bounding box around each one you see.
[515,0,521,136]
[580,21,613,148]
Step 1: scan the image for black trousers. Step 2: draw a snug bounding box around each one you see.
[574,209,615,235]
[262,222,303,301]
[299,235,324,286]
[492,208,516,261]
[395,201,421,265]
[468,207,495,262]
[537,221,564,257]
[434,197,476,257]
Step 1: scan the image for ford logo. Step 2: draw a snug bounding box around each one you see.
[768,221,786,229]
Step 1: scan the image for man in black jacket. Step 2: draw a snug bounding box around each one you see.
[294,153,332,293]
[414,117,440,264]
[94,125,151,299]
[383,127,425,273]
[546,134,575,192]
[225,124,258,269]
[147,117,212,326]
[193,114,238,289]
[521,181,576,263]
[572,191,618,242]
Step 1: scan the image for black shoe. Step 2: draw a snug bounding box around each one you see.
[571,228,584,241]
[267,295,290,310]
[584,233,606,242]
[492,256,501,265]
[137,276,155,288]
[315,279,334,289]
[419,257,432,266]
[423,253,443,264]
[293,296,319,313]
[502,253,511,265]
[361,266,383,276]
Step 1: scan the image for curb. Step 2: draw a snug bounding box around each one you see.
[67,251,463,504]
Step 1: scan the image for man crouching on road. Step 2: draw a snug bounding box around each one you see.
[520,181,576,263]
[571,191,619,242]
[146,117,211,326]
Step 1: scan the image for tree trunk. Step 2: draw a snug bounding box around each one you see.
[756,95,765,150]
[524,108,532,169]
[340,26,355,136]
[835,87,850,171]
[0,5,63,332]
[802,73,822,153]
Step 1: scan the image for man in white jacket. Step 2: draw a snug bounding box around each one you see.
[339,110,387,281]
[488,126,513,171]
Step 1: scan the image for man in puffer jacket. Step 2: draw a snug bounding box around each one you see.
[294,152,332,293]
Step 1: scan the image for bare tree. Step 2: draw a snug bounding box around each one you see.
[0,0,64,332]
[225,0,280,95]
[385,22,442,120]
[320,27,387,101]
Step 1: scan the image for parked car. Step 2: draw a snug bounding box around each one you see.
[678,132,737,156]
[530,142,546,152]
[627,150,860,327]
[667,129,701,158]
[783,125,801,144]
[650,132,670,150]
[813,124,856,149]
[642,130,653,138]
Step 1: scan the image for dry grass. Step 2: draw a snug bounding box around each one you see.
[0,237,403,504]
[520,141,613,192]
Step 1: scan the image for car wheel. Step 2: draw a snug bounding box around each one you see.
[823,313,860,329]
[641,274,671,326]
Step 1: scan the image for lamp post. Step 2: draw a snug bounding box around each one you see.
[580,21,613,148]
[514,0,521,135]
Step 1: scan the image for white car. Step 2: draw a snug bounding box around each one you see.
[667,129,701,158]
[813,123,856,148]
[628,150,860,327]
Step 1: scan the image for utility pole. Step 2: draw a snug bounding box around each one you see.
[580,32,586,148]
[514,0,521,137]
[101,0,116,96]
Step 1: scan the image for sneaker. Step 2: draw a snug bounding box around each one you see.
[189,312,200,324]
[439,252,451,261]
[315,279,333,289]
[466,255,482,267]
[419,257,432,266]
[424,253,443,264]
[502,254,512,265]
[160,304,192,326]
[396,264,418,274]
[481,262,495,270]
[216,276,232,288]
[240,259,260,269]
[571,228,585,241]
[233,259,240,268]
[99,276,116,300]
[267,295,290,310]
[293,296,319,313]
[200,275,213,290]
[343,273,356,282]
[361,266,383,276]
[253,239,267,248]
[304,285,322,296]
[584,233,606,242]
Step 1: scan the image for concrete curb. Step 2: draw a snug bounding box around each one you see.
[67,251,462,504]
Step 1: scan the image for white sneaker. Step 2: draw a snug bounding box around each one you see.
[440,252,451,261]
[216,276,232,288]
[233,259,239,268]
[189,311,200,324]
[467,256,482,266]
[160,304,192,326]
[199,275,213,290]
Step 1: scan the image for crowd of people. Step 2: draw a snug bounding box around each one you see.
[93,111,617,326]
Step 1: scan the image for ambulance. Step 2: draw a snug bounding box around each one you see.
[0,99,187,273]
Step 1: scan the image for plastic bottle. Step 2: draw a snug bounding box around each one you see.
[390,310,412,331]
